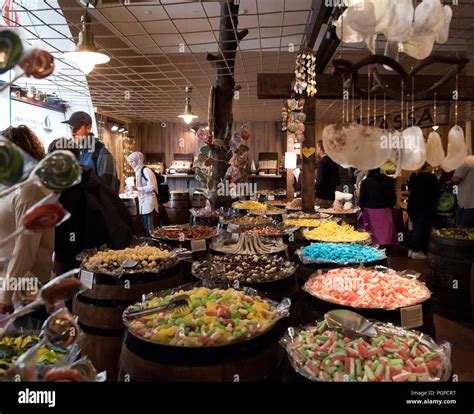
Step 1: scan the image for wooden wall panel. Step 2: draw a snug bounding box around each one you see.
[136,121,285,168]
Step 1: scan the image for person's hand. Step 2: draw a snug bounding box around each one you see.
[0,303,14,314]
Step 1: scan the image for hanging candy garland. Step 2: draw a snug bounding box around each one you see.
[293,48,317,97]
[192,126,215,196]
[282,98,306,157]
[225,124,251,184]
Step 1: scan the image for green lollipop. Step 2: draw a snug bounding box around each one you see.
[34,151,81,191]
[0,138,24,186]
[0,30,24,74]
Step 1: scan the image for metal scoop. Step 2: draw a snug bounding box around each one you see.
[325,309,377,338]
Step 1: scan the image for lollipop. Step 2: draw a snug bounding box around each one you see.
[0,200,68,249]
[0,48,55,92]
[0,30,23,74]
[23,203,67,232]
[0,138,24,186]
[34,150,80,191]
[19,48,55,79]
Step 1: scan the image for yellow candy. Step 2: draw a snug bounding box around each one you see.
[303,221,370,242]
[234,201,267,210]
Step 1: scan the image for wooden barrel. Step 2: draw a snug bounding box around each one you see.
[427,233,474,322]
[73,263,182,381]
[163,192,190,225]
[118,323,284,382]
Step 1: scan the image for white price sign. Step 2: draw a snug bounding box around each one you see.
[191,239,207,252]
[400,304,423,329]
[80,270,94,290]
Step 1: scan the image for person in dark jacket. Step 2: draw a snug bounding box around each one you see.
[358,168,399,246]
[407,163,441,259]
[315,141,340,208]
[48,139,132,273]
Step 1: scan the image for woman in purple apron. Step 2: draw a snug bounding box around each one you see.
[358,169,399,247]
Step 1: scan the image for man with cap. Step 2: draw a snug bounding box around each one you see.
[62,111,120,194]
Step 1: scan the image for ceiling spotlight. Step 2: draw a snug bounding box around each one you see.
[118,126,126,133]
[63,12,110,74]
[178,85,198,125]
[432,125,439,131]
[111,124,119,132]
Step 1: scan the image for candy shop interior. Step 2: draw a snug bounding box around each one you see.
[1,0,474,390]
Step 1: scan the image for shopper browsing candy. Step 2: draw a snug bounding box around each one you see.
[0,126,54,314]
[127,152,159,237]
[446,156,474,227]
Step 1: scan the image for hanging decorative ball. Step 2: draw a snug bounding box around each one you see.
[233,131,242,142]
[287,122,299,133]
[297,112,307,122]
[19,48,55,79]
[196,127,208,141]
[199,144,210,155]
[241,128,251,141]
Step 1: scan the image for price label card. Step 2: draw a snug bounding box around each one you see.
[268,195,275,201]
[179,232,185,242]
[80,270,94,290]
[231,233,239,242]
[191,239,207,252]
[400,304,423,329]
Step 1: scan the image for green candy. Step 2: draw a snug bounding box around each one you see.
[0,139,24,186]
[34,151,80,190]
[0,30,24,74]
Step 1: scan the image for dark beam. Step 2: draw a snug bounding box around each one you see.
[257,73,474,101]
[303,0,340,74]
[304,0,332,48]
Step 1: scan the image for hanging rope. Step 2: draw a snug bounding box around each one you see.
[454,74,459,125]
[367,68,371,126]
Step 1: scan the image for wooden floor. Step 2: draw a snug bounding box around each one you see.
[387,246,474,381]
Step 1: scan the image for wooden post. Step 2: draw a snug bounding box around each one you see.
[302,99,316,213]
[205,0,248,207]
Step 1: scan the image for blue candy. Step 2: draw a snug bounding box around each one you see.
[302,243,384,263]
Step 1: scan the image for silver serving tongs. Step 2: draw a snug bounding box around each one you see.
[124,294,191,321]
[325,309,378,338]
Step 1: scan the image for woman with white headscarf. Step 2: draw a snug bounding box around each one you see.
[127,152,159,236]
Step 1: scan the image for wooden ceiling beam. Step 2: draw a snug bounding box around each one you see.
[257,73,474,100]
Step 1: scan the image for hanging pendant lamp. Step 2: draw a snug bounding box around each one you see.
[63,12,110,74]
